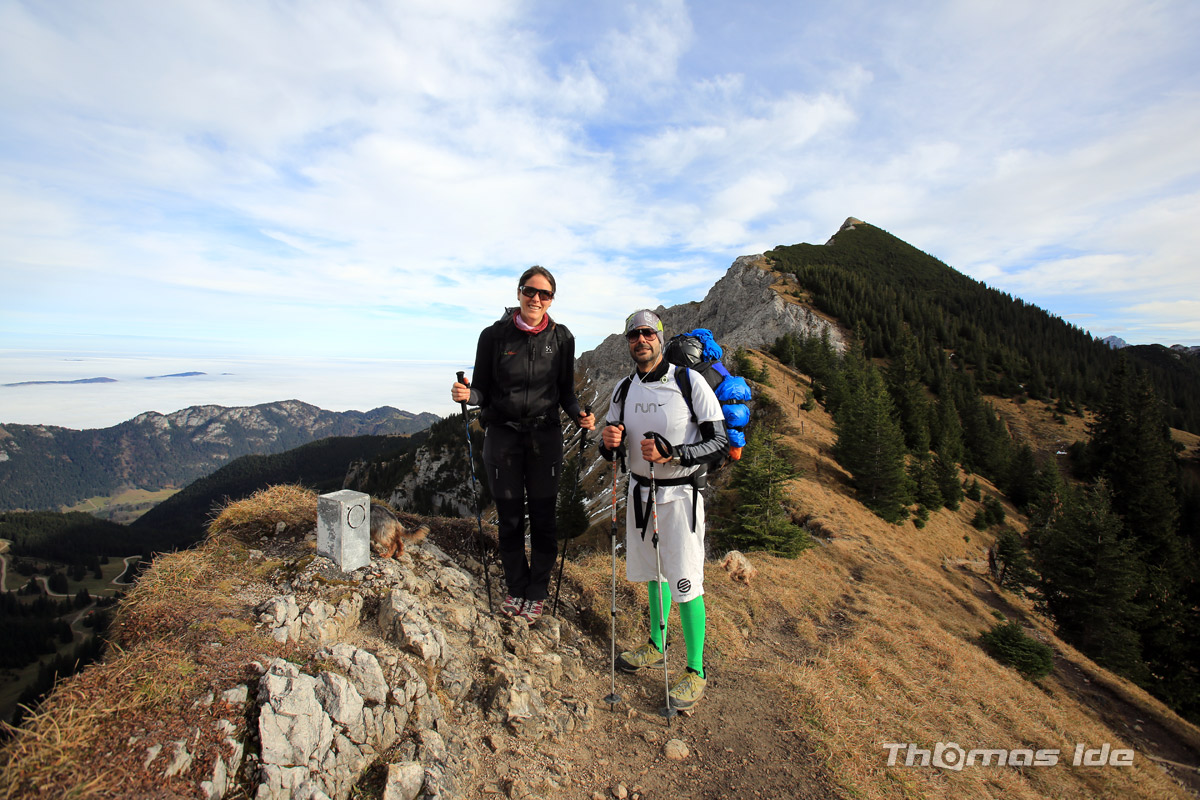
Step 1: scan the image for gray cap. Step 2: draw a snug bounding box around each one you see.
[624,309,664,345]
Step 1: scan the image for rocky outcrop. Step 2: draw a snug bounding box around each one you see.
[381,447,474,519]
[576,255,845,412]
[239,541,594,800]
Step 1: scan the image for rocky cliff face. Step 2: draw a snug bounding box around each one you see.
[575,254,844,413]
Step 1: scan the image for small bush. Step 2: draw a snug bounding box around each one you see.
[983,495,1006,526]
[980,620,1054,679]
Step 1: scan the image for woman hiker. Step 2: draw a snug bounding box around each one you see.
[451,266,595,623]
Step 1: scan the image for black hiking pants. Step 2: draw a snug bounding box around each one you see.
[482,423,562,602]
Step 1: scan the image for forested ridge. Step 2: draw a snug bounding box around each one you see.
[0,401,439,512]
[766,222,1200,433]
[763,222,1199,723]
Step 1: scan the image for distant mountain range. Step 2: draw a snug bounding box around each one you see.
[0,400,439,511]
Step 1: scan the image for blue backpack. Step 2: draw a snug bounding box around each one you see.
[662,328,752,460]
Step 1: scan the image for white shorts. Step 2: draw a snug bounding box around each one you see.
[625,485,705,604]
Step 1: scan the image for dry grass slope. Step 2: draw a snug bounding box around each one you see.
[561,352,1200,800]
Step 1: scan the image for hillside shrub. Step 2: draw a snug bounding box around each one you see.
[980,619,1054,679]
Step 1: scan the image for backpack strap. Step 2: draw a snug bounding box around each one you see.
[673,365,697,423]
[614,374,634,425]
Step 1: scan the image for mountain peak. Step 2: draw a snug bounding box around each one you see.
[826,216,865,244]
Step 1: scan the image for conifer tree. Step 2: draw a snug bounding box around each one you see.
[908,451,943,512]
[929,393,964,464]
[934,454,963,510]
[1030,483,1146,678]
[720,424,811,556]
[1005,443,1040,511]
[886,326,931,451]
[834,367,910,522]
[992,529,1036,592]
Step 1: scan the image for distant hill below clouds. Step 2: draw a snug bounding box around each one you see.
[3,371,207,387]
[2,377,119,387]
[0,400,439,511]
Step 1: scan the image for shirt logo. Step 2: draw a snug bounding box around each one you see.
[634,402,661,413]
[544,344,553,354]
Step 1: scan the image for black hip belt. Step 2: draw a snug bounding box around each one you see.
[630,469,707,538]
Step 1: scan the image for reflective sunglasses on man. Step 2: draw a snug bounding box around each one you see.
[626,328,658,342]
[520,285,554,301]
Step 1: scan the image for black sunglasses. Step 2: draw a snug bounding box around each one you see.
[626,328,658,342]
[519,285,554,301]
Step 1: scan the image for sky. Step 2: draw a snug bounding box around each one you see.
[2,0,1199,429]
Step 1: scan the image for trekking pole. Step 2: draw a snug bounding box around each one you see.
[457,371,494,613]
[646,432,677,724]
[603,438,623,709]
[552,404,591,615]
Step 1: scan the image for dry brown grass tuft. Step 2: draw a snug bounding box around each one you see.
[206,483,318,541]
[0,637,231,800]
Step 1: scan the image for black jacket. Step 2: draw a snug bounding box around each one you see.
[468,311,582,428]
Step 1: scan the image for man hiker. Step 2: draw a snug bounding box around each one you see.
[599,309,729,711]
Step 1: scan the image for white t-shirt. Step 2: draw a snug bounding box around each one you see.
[607,364,724,504]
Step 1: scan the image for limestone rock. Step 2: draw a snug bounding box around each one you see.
[383,762,425,800]
[256,595,300,643]
[317,643,388,705]
[315,671,366,743]
[664,739,690,760]
[379,587,450,664]
[300,593,363,647]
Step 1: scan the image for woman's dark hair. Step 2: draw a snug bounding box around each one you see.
[518,265,556,294]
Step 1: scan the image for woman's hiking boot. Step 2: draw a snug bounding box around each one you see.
[519,599,545,623]
[502,595,525,617]
[668,668,706,710]
[615,641,664,673]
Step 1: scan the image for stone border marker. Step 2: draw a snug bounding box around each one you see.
[317,490,371,573]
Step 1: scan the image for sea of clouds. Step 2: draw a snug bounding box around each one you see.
[0,352,465,430]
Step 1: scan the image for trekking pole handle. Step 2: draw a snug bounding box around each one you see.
[455,371,469,411]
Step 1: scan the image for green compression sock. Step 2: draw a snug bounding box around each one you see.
[647,580,671,652]
[679,594,706,678]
